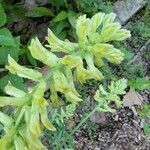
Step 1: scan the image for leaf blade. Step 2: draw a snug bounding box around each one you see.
[25,7,54,18]
[0,3,6,27]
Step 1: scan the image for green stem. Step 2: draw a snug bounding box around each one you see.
[61,102,103,147]
[69,102,102,137]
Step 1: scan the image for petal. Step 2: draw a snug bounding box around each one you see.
[0,138,7,150]
[23,107,46,149]
[0,96,28,107]
[84,53,104,80]
[88,44,113,56]
[6,55,42,82]
[0,111,14,126]
[29,111,41,136]
[50,83,61,107]
[87,13,105,43]
[29,37,59,67]
[88,44,124,64]
[112,29,131,41]
[29,102,41,136]
[75,65,91,83]
[90,12,105,33]
[105,48,124,64]
[94,90,100,101]
[25,126,46,150]
[15,106,26,127]
[14,136,26,150]
[94,57,104,67]
[5,81,26,97]
[65,91,82,104]
[98,23,121,42]
[53,70,69,93]
[46,28,76,53]
[0,127,16,149]
[50,92,61,107]
[63,66,79,96]
[60,55,81,69]
[103,13,116,25]
[39,106,56,131]
[76,15,89,47]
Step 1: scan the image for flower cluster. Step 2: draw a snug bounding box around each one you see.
[0,12,130,150]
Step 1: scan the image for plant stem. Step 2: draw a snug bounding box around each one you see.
[69,102,103,137]
[61,102,103,147]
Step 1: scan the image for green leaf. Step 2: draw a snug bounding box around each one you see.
[68,10,77,28]
[143,123,150,136]
[50,20,69,35]
[25,7,54,18]
[0,35,20,65]
[14,36,21,48]
[113,42,133,61]
[0,28,14,39]
[54,11,68,22]
[108,78,127,95]
[0,73,25,92]
[0,46,19,65]
[57,30,67,40]
[6,5,26,23]
[0,28,16,47]
[0,3,6,27]
[129,78,150,90]
[94,78,127,112]
[139,104,150,118]
[120,48,133,60]
[27,52,37,66]
[49,0,65,7]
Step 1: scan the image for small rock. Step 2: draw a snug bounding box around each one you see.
[114,0,147,25]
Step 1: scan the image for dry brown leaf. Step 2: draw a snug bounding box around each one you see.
[123,88,143,107]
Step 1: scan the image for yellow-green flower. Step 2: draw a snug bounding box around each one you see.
[29,37,59,68]
[6,55,42,82]
[46,28,77,54]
